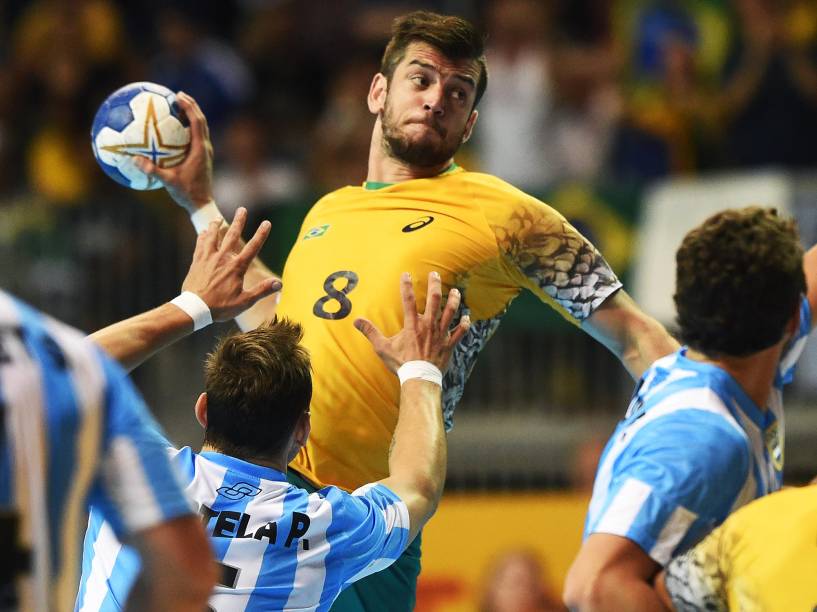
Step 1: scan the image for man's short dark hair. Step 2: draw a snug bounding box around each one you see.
[380,10,488,106]
[203,318,312,460]
[674,207,805,357]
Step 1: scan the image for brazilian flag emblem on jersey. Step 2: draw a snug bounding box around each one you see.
[303,224,330,240]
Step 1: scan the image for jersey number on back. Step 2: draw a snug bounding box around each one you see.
[313,271,359,320]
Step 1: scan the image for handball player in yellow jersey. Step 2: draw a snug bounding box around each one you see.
[656,485,817,611]
[138,11,676,611]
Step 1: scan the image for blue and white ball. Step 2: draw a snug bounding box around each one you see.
[91,82,190,190]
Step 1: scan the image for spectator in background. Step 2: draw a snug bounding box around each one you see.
[474,0,553,189]
[609,0,732,181]
[213,113,305,216]
[150,6,254,133]
[480,550,564,612]
[476,0,619,189]
[720,0,817,169]
[308,55,381,191]
[13,0,127,205]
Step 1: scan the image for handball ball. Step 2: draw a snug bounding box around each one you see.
[91,82,190,190]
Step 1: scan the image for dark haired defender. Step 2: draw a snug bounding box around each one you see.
[565,207,816,611]
[137,10,677,610]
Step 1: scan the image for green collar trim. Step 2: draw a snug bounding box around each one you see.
[363,163,459,190]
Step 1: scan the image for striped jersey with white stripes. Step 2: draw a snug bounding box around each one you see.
[0,290,193,612]
[584,296,811,565]
[77,448,411,611]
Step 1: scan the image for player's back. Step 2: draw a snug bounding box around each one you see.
[0,290,111,611]
[582,331,813,565]
[79,448,410,612]
[276,166,622,491]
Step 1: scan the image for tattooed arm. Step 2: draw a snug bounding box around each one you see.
[494,198,677,380]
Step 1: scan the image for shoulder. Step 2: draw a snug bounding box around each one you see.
[312,186,360,210]
[454,170,554,209]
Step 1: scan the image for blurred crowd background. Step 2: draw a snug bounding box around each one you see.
[4,2,817,609]
[3,0,817,480]
[3,0,817,477]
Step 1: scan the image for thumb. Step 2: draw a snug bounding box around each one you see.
[353,317,385,346]
[133,155,173,185]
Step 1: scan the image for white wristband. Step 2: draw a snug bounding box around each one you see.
[397,361,443,387]
[190,200,224,234]
[170,291,213,331]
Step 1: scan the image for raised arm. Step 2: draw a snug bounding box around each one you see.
[582,290,679,380]
[134,92,279,330]
[354,271,470,542]
[89,207,280,372]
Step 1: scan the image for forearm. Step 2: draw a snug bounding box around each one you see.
[619,313,679,380]
[583,291,679,380]
[88,303,193,373]
[380,379,446,540]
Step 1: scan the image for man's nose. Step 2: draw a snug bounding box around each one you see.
[422,84,445,115]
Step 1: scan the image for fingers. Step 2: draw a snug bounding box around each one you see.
[448,314,471,347]
[353,317,386,347]
[399,272,418,330]
[237,219,271,269]
[222,207,248,253]
[438,287,461,332]
[243,277,282,306]
[175,92,210,151]
[424,271,442,321]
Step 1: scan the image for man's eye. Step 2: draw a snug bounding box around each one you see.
[411,75,427,86]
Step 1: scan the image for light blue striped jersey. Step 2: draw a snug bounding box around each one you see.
[77,448,410,611]
[0,290,193,612]
[584,296,811,565]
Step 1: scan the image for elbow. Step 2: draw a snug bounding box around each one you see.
[415,473,444,514]
[405,472,445,524]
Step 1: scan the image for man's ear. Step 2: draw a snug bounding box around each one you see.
[461,109,479,144]
[294,410,311,449]
[785,301,801,339]
[368,73,388,114]
[194,392,208,429]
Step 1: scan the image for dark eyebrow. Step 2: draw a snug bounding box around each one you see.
[407,59,476,89]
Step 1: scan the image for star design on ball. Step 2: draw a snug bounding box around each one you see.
[100,97,188,167]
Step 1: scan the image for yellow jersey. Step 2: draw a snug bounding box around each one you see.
[276,166,621,491]
[664,485,817,612]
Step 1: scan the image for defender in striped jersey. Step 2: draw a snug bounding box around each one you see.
[77,270,468,611]
[565,208,817,611]
[0,291,215,612]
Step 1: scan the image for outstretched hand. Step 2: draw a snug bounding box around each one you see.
[354,271,470,373]
[134,91,213,213]
[182,207,281,321]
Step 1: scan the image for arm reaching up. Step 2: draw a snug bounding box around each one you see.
[89,207,280,372]
[354,271,470,542]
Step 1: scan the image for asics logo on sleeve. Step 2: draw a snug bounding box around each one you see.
[217,482,262,500]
